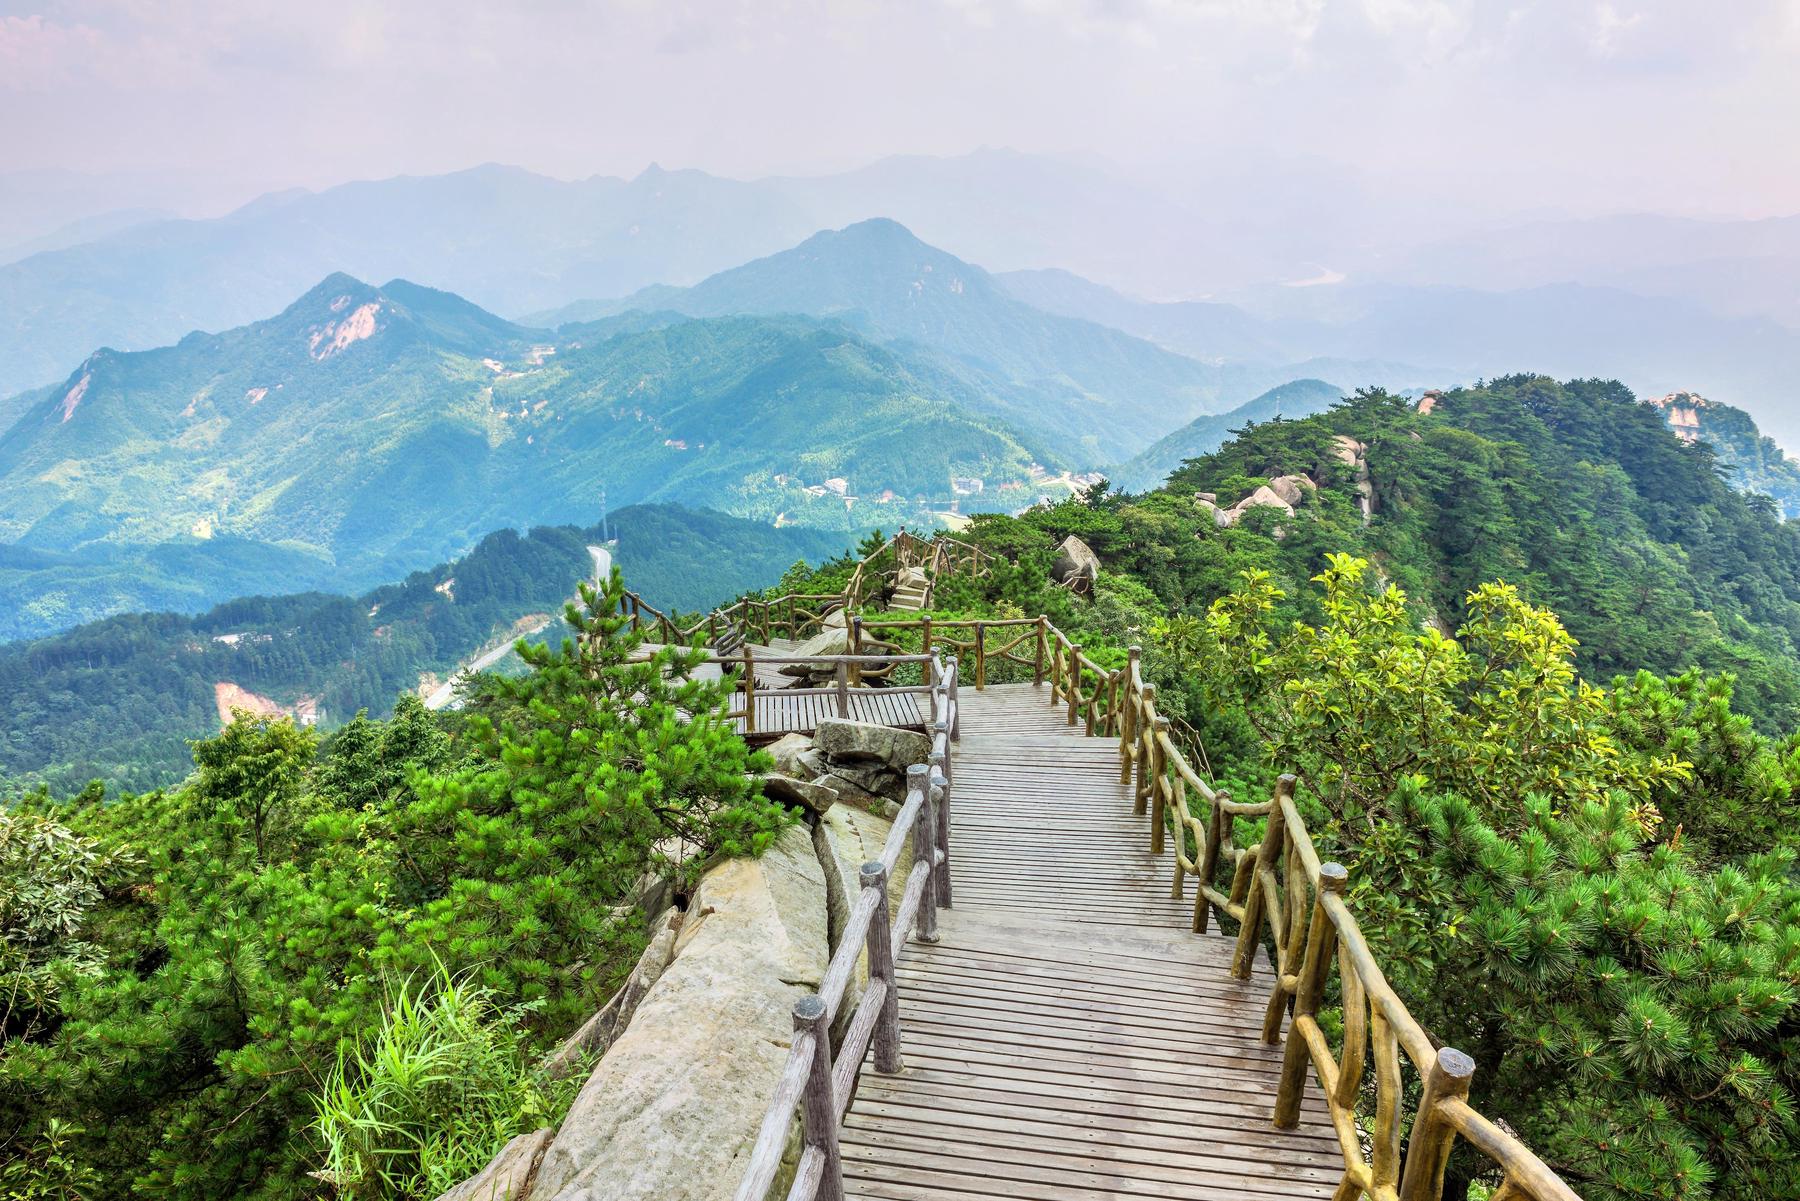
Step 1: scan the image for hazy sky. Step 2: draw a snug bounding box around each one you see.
[3,0,1798,220]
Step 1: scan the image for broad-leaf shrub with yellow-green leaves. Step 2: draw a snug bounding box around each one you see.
[1187,555,1800,1201]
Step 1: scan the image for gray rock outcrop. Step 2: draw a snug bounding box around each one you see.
[1051,534,1100,592]
[532,823,828,1200]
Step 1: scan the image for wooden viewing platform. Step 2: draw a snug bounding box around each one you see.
[839,683,1342,1200]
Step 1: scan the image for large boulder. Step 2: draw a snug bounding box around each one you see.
[761,773,837,816]
[778,624,849,677]
[814,717,930,776]
[765,732,824,781]
[1051,535,1100,590]
[1267,474,1311,506]
[532,824,829,1200]
[1233,485,1294,517]
[434,1128,554,1201]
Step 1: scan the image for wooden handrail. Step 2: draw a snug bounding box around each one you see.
[733,657,959,1201]
[1036,633,1584,1201]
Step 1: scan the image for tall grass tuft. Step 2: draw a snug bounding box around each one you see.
[309,964,580,1200]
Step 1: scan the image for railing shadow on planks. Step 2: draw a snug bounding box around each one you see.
[727,610,1585,1201]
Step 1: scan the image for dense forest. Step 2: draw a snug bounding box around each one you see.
[8,376,1800,1199]
[0,504,851,795]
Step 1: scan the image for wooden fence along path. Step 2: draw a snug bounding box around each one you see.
[615,532,1582,1201]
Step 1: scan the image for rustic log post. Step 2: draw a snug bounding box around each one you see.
[1233,775,1293,981]
[1134,684,1156,811]
[921,615,933,658]
[793,995,844,1201]
[1034,616,1047,686]
[850,616,863,687]
[934,719,953,791]
[1119,647,1140,785]
[948,657,960,741]
[930,761,952,909]
[1195,794,1228,933]
[742,644,757,735]
[1398,1048,1478,1201]
[1150,715,1171,849]
[862,862,903,1073]
[835,661,850,718]
[1274,862,1347,1129]
[909,764,940,943]
[974,621,987,689]
[1066,644,1082,725]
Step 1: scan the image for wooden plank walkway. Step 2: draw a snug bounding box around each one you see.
[840,683,1344,1201]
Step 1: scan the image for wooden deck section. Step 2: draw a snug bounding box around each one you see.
[738,689,925,739]
[840,683,1343,1201]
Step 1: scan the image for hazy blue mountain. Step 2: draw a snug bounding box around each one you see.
[0,272,1057,638]
[1381,211,1800,325]
[1106,378,1345,493]
[544,218,1252,457]
[0,163,824,400]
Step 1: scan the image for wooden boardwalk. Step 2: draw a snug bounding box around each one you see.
[840,683,1344,1201]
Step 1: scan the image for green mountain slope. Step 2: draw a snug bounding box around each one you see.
[0,504,850,795]
[1105,378,1344,492]
[1648,390,1800,518]
[0,275,1059,639]
[538,219,1242,458]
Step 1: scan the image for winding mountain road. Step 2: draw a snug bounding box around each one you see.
[423,543,613,710]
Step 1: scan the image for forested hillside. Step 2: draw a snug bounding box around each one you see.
[0,273,1052,639]
[0,505,850,795]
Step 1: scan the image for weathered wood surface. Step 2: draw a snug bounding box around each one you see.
[839,682,1342,1200]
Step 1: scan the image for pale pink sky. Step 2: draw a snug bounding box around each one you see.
[2,0,1798,220]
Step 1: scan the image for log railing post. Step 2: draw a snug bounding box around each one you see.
[908,764,940,943]
[1195,796,1227,933]
[974,621,987,689]
[930,758,952,909]
[1134,683,1156,811]
[1274,862,1347,1129]
[1034,616,1047,686]
[1233,774,1292,981]
[793,995,844,1201]
[1149,714,1170,848]
[1119,647,1140,785]
[862,862,903,1073]
[835,661,850,718]
[742,644,757,735]
[1399,1049,1478,1201]
[950,661,961,741]
[921,615,933,660]
[850,616,863,687]
[1066,645,1082,725]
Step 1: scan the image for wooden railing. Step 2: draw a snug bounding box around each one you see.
[732,656,959,1201]
[621,530,988,652]
[1054,640,1582,1201]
